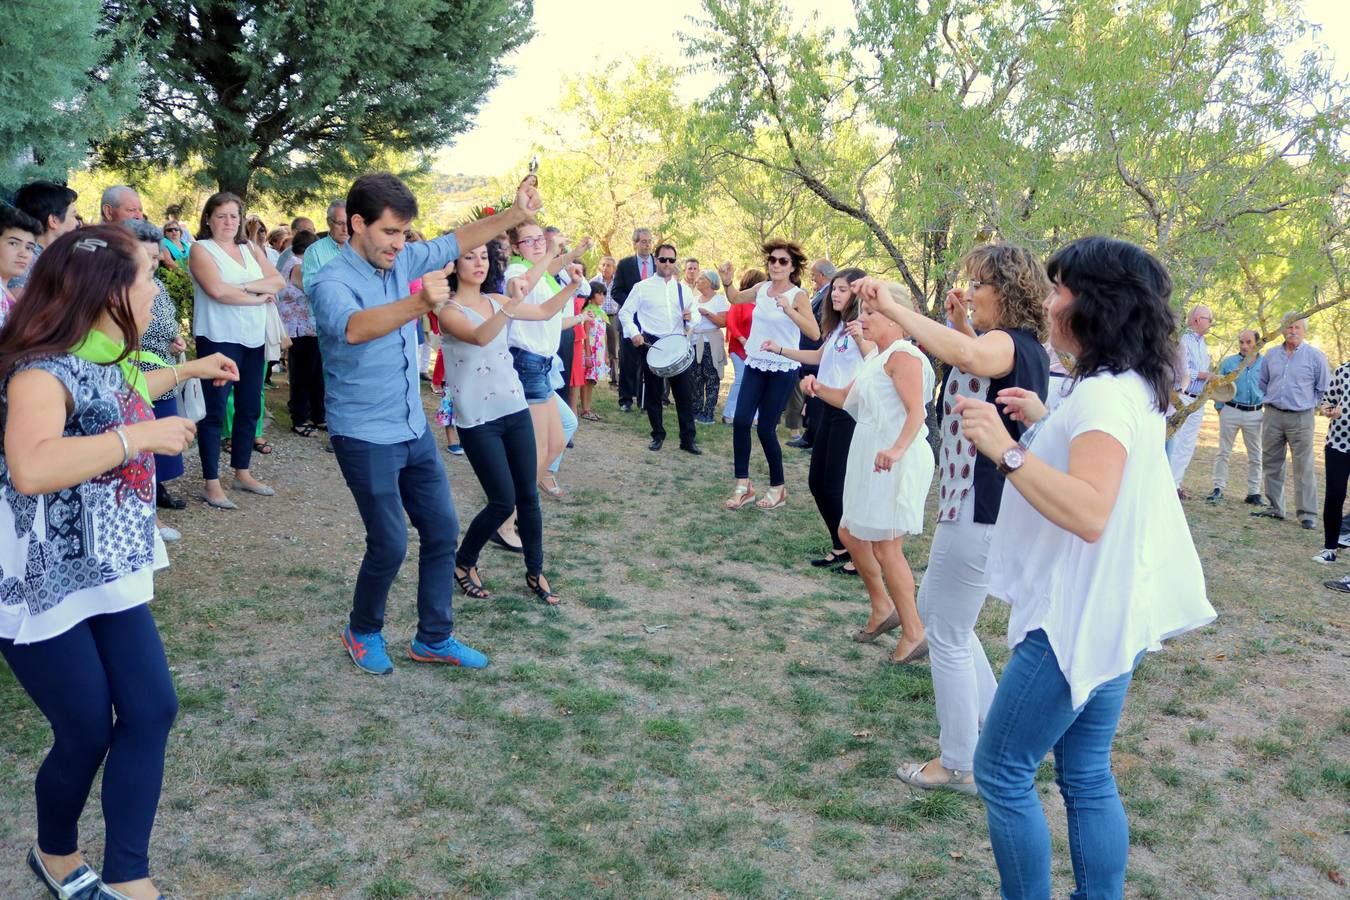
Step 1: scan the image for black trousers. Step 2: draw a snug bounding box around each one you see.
[804,395,824,445]
[1324,445,1350,551]
[808,403,856,551]
[287,335,325,426]
[619,334,641,405]
[456,409,545,575]
[638,335,696,446]
[556,328,577,405]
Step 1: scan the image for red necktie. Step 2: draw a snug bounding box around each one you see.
[641,258,648,278]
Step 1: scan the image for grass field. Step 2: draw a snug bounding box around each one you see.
[1,380,1347,899]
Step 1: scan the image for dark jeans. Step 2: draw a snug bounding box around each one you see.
[733,366,797,484]
[151,395,184,483]
[690,346,722,421]
[330,429,458,644]
[618,334,641,405]
[804,395,824,445]
[808,403,856,551]
[195,336,265,479]
[456,409,545,575]
[0,606,177,883]
[638,336,696,446]
[1324,445,1350,550]
[287,334,326,426]
[557,328,577,404]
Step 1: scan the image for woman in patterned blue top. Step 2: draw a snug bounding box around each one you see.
[0,226,237,900]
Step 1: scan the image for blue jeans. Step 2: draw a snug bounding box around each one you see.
[549,393,578,475]
[723,354,745,419]
[973,629,1141,900]
[509,347,554,404]
[732,366,797,484]
[195,336,265,479]
[0,606,177,883]
[330,429,458,644]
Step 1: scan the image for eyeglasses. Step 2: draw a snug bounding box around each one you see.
[767,255,792,266]
[164,228,179,233]
[515,236,546,247]
[656,256,677,264]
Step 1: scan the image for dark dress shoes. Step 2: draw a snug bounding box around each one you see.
[680,443,702,455]
[156,483,186,510]
[649,438,664,451]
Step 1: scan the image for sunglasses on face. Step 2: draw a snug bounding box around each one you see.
[656,256,677,264]
[767,255,792,266]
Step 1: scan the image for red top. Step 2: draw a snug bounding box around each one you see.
[726,303,755,360]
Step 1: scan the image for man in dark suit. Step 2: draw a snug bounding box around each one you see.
[611,227,656,411]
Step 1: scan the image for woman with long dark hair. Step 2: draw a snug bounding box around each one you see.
[955,236,1213,899]
[768,268,872,569]
[188,192,285,509]
[860,244,1051,795]
[0,226,236,900]
[440,242,584,605]
[718,240,821,510]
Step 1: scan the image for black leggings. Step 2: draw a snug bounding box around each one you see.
[733,366,797,484]
[0,605,177,883]
[456,408,545,575]
[808,403,857,551]
[287,334,326,426]
[1324,445,1350,550]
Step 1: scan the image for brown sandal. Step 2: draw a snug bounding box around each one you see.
[756,485,787,510]
[724,483,756,510]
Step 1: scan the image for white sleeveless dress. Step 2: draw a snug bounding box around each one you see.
[840,340,935,540]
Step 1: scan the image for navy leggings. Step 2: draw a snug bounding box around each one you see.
[456,409,545,575]
[195,336,266,479]
[733,366,797,485]
[0,605,178,883]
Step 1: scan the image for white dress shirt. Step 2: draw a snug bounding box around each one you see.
[618,275,700,339]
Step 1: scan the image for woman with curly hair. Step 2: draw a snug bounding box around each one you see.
[860,243,1053,787]
[951,237,1213,898]
[718,240,821,510]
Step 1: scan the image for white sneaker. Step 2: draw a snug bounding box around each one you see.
[1338,532,1350,549]
[1312,548,1337,564]
[159,525,182,542]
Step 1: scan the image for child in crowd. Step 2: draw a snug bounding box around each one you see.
[579,281,610,420]
[0,206,42,326]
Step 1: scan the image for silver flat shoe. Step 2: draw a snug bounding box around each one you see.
[896,762,979,796]
[199,492,238,510]
[231,480,275,496]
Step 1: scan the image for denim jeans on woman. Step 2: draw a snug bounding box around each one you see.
[974,628,1143,900]
[195,336,265,479]
[732,366,796,485]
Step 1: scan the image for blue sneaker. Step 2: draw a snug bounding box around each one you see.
[446,444,465,456]
[408,635,488,668]
[342,625,394,675]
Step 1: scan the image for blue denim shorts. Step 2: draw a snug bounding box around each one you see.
[509,348,554,403]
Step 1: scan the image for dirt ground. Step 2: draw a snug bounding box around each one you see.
[0,375,1346,899]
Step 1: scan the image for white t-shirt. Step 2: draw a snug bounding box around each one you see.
[692,294,729,335]
[816,322,865,388]
[505,261,564,356]
[987,370,1215,709]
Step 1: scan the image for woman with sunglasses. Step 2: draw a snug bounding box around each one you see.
[857,244,1051,796]
[718,239,821,510]
[159,223,190,271]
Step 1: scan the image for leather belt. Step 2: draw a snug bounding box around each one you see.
[1267,404,1311,414]
[1226,402,1263,413]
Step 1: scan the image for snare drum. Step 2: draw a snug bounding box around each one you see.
[645,334,694,378]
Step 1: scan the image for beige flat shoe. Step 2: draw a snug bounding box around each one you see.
[888,638,929,665]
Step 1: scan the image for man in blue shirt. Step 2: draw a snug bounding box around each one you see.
[309,172,542,674]
[1207,329,1264,504]
[1253,313,1331,527]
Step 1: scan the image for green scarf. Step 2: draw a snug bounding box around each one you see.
[69,329,170,404]
[511,255,562,296]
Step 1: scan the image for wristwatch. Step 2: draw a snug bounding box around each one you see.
[996,445,1026,475]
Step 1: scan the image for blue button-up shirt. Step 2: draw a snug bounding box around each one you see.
[1258,340,1330,413]
[1216,352,1264,408]
[309,234,460,443]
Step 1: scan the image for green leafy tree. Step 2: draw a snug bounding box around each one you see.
[0,0,139,187]
[99,0,535,201]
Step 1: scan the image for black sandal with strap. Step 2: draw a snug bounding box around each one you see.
[526,573,560,606]
[455,566,489,599]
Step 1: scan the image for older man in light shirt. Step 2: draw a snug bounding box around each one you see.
[619,242,701,454]
[100,185,144,223]
[1253,314,1330,528]
[1168,305,1214,498]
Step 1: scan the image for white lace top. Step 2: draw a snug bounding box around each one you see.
[744,282,807,373]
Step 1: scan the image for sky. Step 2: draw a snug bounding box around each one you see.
[437,0,1350,179]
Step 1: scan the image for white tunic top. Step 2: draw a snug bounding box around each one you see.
[987,370,1215,709]
[505,261,564,357]
[192,239,267,347]
[815,322,865,389]
[744,282,806,373]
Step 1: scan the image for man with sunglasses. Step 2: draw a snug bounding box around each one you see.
[618,242,702,454]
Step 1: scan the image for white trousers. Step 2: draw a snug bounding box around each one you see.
[1168,394,1205,486]
[916,520,997,773]
[1212,405,1263,495]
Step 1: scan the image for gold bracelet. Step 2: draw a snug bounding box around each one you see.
[172,365,181,387]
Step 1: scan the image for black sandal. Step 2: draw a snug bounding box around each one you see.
[291,423,316,437]
[526,573,560,606]
[811,549,850,568]
[455,566,490,599]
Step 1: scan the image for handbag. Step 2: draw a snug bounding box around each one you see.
[176,352,206,421]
